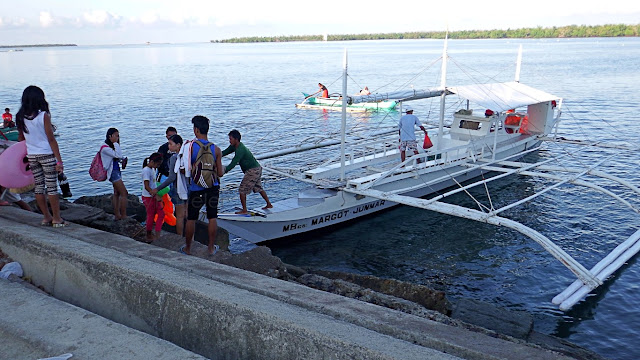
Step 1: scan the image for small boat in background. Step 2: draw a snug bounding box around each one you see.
[297,92,398,112]
[0,124,58,141]
[0,127,19,141]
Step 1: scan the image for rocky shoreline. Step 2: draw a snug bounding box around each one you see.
[14,193,604,360]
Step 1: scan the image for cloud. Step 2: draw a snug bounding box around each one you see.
[39,11,53,27]
[139,12,159,25]
[82,10,121,27]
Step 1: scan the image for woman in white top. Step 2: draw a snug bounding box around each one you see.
[101,128,129,220]
[16,86,66,227]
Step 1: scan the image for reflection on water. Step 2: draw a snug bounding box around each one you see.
[2,38,640,359]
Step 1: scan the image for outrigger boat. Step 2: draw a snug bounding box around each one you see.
[215,41,640,311]
[0,125,57,141]
[296,92,398,112]
[0,127,19,141]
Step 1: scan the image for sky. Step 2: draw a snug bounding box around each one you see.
[1,0,639,45]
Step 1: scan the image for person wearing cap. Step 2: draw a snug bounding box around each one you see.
[398,107,427,162]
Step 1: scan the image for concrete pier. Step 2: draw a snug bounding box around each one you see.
[0,207,579,359]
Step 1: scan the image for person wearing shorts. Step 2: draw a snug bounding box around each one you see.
[182,115,224,256]
[0,186,32,211]
[16,86,67,227]
[221,129,273,215]
[101,128,129,220]
[398,107,427,163]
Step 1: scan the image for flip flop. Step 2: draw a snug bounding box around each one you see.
[208,245,220,256]
[179,245,188,255]
[52,221,69,228]
[40,221,52,226]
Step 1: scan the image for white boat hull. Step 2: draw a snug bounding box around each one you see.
[217,136,540,243]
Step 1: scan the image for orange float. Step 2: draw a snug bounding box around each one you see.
[154,193,177,226]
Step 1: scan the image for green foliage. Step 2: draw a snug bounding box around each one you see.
[211,24,640,43]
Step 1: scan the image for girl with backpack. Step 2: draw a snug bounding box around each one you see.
[101,128,129,220]
[15,86,66,227]
[142,152,165,242]
[151,134,187,236]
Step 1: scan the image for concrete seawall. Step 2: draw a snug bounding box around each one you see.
[0,207,577,359]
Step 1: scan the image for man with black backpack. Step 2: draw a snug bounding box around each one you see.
[181,115,224,256]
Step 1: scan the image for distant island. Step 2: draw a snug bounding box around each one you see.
[0,44,77,48]
[212,24,640,43]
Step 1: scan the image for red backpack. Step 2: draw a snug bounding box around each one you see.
[89,145,109,181]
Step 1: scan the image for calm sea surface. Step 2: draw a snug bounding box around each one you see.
[2,38,640,359]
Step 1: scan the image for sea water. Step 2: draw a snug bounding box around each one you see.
[1,37,640,359]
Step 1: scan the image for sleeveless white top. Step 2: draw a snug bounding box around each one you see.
[24,111,53,155]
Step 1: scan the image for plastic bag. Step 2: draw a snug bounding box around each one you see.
[0,262,23,279]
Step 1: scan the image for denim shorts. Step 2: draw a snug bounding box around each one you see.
[168,185,185,205]
[109,162,122,183]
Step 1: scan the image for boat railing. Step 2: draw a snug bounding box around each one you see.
[349,136,537,191]
[304,140,399,180]
[347,140,492,190]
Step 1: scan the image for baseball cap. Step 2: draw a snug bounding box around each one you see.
[404,106,413,113]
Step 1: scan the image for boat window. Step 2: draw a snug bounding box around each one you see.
[459,120,481,130]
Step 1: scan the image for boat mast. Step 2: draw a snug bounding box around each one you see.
[437,33,449,150]
[515,44,523,82]
[340,49,348,181]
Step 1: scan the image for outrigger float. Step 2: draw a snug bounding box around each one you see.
[214,40,640,311]
[296,92,398,112]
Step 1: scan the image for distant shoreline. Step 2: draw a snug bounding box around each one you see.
[0,44,77,49]
[212,23,640,43]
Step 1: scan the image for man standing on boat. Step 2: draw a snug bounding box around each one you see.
[398,107,427,162]
[222,129,273,214]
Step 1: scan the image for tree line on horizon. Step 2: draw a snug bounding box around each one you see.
[212,24,640,43]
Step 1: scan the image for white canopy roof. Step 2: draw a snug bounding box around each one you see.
[447,82,559,113]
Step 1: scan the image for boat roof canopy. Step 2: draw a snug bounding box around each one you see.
[448,82,559,113]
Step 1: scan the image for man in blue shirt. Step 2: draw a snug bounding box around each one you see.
[398,107,427,162]
[182,115,224,256]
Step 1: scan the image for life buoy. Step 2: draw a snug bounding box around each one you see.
[519,115,530,134]
[505,115,521,126]
[0,141,34,188]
